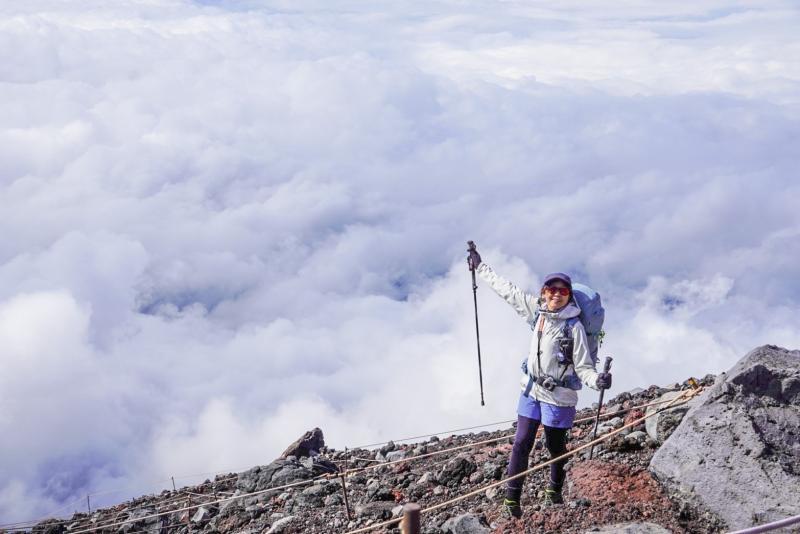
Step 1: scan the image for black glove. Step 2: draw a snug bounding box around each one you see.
[467,241,481,270]
[596,372,612,390]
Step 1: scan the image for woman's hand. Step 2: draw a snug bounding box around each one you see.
[596,372,612,389]
[467,241,482,270]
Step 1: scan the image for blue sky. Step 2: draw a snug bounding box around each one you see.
[1,0,799,523]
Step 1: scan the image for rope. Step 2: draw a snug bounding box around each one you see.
[335,392,681,479]
[0,474,242,531]
[726,514,800,534]
[336,394,677,458]
[67,474,329,534]
[3,390,689,532]
[341,387,701,534]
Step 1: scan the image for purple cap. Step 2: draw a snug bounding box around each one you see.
[542,272,572,289]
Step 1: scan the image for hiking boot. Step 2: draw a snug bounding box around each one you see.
[542,488,564,506]
[502,498,522,519]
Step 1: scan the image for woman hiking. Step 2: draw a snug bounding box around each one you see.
[467,245,612,518]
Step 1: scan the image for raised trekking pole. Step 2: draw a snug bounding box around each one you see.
[589,356,613,460]
[467,240,485,406]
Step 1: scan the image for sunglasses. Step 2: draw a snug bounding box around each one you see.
[543,286,570,297]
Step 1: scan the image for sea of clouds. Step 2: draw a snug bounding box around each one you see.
[1,0,799,523]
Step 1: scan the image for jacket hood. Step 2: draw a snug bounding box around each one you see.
[538,301,581,320]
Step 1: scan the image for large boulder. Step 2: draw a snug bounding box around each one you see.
[280,427,325,458]
[236,458,314,493]
[650,345,800,530]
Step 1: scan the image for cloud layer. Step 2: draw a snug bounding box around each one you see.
[1,0,799,523]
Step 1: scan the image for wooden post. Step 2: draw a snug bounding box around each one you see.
[401,503,421,534]
[339,473,352,520]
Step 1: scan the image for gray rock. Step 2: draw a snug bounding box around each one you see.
[295,481,336,507]
[219,495,244,517]
[624,431,648,447]
[355,501,396,520]
[441,513,490,533]
[365,478,395,502]
[379,441,397,455]
[266,515,296,534]
[324,493,343,506]
[33,521,65,534]
[120,507,161,534]
[645,390,690,443]
[437,454,477,487]
[236,458,314,493]
[417,471,435,485]
[607,416,624,428]
[585,522,671,533]
[191,506,214,524]
[385,449,407,462]
[594,416,624,438]
[485,486,500,500]
[468,470,484,484]
[482,461,504,480]
[650,345,800,530]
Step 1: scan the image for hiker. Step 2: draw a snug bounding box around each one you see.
[466,245,612,518]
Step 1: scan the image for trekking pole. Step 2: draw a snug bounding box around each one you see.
[466,241,485,406]
[589,356,613,459]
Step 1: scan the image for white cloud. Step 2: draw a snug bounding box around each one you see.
[0,0,799,523]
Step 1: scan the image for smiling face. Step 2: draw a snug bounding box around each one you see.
[542,281,571,311]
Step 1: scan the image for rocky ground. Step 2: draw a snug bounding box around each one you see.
[10,375,728,534]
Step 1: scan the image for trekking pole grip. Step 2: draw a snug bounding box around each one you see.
[466,240,477,272]
[602,356,613,374]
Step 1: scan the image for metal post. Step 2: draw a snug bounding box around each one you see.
[172,477,176,492]
[86,494,91,513]
[401,503,421,534]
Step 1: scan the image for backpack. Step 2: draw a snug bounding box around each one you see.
[570,283,605,364]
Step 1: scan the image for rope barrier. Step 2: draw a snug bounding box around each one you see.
[0,474,242,531]
[66,473,331,534]
[726,514,800,534]
[2,390,692,532]
[341,387,701,534]
[334,399,680,462]
[334,392,682,479]
[0,470,251,530]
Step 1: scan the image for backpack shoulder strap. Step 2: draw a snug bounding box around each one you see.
[563,316,579,337]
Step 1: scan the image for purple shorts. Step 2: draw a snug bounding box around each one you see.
[516,394,576,428]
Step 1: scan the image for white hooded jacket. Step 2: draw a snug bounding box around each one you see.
[477,263,601,407]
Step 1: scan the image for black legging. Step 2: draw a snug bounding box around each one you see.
[506,415,569,501]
